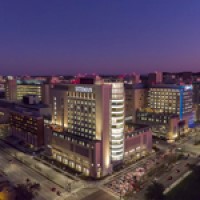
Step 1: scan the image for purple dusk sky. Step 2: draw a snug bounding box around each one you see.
[0,0,200,75]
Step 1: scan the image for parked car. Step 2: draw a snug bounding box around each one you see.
[167,176,173,180]
[51,187,56,192]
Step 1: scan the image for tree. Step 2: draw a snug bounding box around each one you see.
[192,165,200,181]
[15,183,39,200]
[145,182,165,200]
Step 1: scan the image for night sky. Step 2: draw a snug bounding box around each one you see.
[1,0,200,75]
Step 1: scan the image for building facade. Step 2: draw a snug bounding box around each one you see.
[124,122,152,161]
[48,78,152,178]
[136,84,193,141]
[10,109,44,149]
[125,84,147,122]
[50,81,113,177]
[5,79,43,101]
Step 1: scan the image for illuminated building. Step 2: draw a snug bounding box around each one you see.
[125,84,147,122]
[50,79,113,177]
[136,84,193,140]
[6,96,50,149]
[48,76,153,177]
[109,82,125,162]
[10,110,44,149]
[193,82,200,122]
[5,79,43,101]
[148,84,193,119]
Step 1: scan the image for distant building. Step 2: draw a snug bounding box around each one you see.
[5,79,17,101]
[148,84,193,118]
[136,84,193,141]
[5,79,43,101]
[148,72,163,85]
[1,96,51,149]
[192,82,200,122]
[125,84,147,122]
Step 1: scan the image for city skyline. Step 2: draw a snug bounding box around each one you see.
[1,0,200,75]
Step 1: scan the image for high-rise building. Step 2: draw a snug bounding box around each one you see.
[50,80,114,177]
[47,77,152,177]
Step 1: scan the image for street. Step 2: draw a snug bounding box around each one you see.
[0,140,86,200]
[0,147,63,200]
[0,132,199,200]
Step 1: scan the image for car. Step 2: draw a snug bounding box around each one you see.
[56,191,61,196]
[167,176,173,180]
[51,187,56,192]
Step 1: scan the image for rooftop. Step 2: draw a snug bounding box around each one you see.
[0,99,49,110]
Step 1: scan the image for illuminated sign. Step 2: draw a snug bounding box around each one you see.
[75,87,93,93]
[184,85,193,91]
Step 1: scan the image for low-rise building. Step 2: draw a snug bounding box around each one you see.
[10,108,44,149]
[124,122,152,161]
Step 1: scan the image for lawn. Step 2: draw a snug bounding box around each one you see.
[166,172,200,200]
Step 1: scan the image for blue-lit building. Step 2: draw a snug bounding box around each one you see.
[137,84,193,141]
[148,84,193,119]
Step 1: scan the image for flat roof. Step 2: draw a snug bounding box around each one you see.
[125,121,149,129]
[0,99,49,109]
[150,84,190,89]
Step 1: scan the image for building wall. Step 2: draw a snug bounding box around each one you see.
[16,84,42,101]
[124,128,152,159]
[125,86,147,123]
[50,83,113,177]
[5,80,17,101]
[51,132,111,178]
[136,110,193,141]
[5,79,43,101]
[133,88,147,122]
[148,85,193,120]
[110,82,125,162]
[42,84,51,105]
